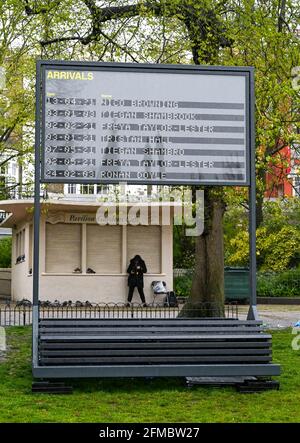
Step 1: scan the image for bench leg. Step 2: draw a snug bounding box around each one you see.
[185,376,280,392]
[32,380,73,394]
[236,379,280,393]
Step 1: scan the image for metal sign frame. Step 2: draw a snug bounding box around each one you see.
[39,60,251,186]
[32,61,258,376]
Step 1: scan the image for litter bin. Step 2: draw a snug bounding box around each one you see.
[224,267,249,303]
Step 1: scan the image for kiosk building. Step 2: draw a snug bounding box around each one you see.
[0,199,175,304]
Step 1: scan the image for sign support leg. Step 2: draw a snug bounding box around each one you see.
[32,62,41,369]
[247,185,258,320]
[247,70,258,321]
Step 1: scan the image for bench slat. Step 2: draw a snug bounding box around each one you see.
[39,319,262,327]
[39,341,271,350]
[40,333,272,341]
[40,349,271,357]
[40,355,272,364]
[39,326,263,334]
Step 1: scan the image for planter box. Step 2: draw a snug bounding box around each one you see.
[224,267,249,302]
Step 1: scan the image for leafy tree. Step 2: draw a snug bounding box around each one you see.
[220,0,300,226]
[0,0,37,196]
[1,0,299,315]
[22,0,235,316]
[226,197,300,271]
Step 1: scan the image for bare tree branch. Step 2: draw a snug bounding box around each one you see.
[278,0,287,32]
[83,0,166,23]
[0,152,24,168]
[25,1,184,50]
[0,126,15,143]
[25,0,232,65]
[40,35,92,47]
[97,28,140,63]
[24,0,61,15]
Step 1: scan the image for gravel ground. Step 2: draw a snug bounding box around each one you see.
[239,304,300,329]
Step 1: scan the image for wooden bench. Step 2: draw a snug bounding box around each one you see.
[35,318,280,378]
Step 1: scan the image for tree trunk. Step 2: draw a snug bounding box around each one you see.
[177,10,229,317]
[256,166,266,228]
[179,188,226,317]
[18,161,23,197]
[256,192,264,229]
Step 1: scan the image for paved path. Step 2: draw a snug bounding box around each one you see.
[239,305,300,329]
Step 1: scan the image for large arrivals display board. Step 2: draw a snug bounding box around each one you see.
[39,61,252,185]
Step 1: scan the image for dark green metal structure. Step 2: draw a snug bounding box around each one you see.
[32,61,280,380]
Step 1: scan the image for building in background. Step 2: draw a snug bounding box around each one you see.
[265,145,300,198]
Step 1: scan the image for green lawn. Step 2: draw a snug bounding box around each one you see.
[0,326,299,423]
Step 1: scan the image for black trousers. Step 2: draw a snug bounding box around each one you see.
[127,285,146,303]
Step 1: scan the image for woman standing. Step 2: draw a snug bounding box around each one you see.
[126,255,147,307]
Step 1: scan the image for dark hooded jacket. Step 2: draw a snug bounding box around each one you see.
[127,255,147,288]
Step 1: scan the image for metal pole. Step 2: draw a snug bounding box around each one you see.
[32,61,41,368]
[247,69,258,321]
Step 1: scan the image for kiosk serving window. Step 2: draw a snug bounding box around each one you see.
[45,221,123,274]
[127,226,161,274]
[86,225,121,273]
[46,223,81,273]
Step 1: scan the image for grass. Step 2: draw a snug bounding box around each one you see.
[0,327,299,423]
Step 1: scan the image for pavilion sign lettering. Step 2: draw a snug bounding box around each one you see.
[67,213,96,223]
[47,213,97,224]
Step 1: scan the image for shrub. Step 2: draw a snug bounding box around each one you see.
[257,268,300,297]
[174,268,300,298]
[174,272,193,298]
[0,237,12,268]
[257,226,300,272]
[173,225,195,269]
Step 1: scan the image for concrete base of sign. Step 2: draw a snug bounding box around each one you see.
[185,376,256,387]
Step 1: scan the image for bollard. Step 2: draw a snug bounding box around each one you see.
[0,327,6,352]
